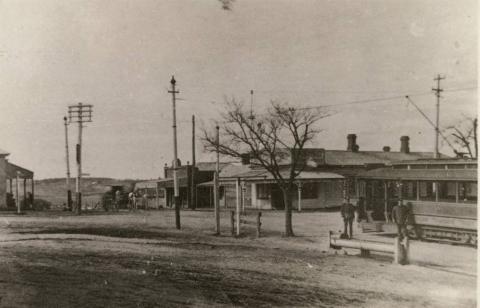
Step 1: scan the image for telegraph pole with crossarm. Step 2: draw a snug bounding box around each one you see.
[68,102,93,215]
[432,74,445,159]
[63,116,72,211]
[168,76,181,229]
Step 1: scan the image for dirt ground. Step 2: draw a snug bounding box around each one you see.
[0,209,476,308]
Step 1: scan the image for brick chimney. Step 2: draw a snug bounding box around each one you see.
[400,136,410,153]
[383,146,391,152]
[347,134,359,152]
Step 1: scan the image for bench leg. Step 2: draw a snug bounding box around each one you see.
[360,249,370,257]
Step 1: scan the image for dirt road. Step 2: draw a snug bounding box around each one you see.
[0,210,476,307]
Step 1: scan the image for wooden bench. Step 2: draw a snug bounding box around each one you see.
[329,231,410,265]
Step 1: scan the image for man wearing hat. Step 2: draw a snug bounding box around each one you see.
[340,197,356,239]
[392,198,409,240]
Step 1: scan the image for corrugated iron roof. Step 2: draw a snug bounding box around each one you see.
[357,167,477,181]
[195,162,232,171]
[266,148,444,167]
[6,162,34,179]
[323,150,441,166]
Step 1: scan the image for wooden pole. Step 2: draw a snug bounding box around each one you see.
[16,172,20,214]
[191,115,196,209]
[297,183,302,212]
[236,178,241,236]
[169,76,181,229]
[23,178,27,210]
[64,116,72,210]
[256,212,262,238]
[31,178,34,205]
[384,182,389,222]
[231,210,235,236]
[214,126,220,235]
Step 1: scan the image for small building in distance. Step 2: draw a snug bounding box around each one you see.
[0,148,34,209]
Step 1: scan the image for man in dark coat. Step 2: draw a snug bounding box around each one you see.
[392,199,409,240]
[340,197,356,239]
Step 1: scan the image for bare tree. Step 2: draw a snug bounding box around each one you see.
[202,99,329,236]
[444,116,478,158]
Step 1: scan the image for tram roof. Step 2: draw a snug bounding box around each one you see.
[357,167,477,182]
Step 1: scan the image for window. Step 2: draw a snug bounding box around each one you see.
[301,183,317,199]
[257,184,271,200]
[460,182,477,203]
[402,181,417,200]
[347,177,356,196]
[419,181,435,201]
[438,182,456,201]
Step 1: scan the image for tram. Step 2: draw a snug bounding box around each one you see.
[357,158,477,245]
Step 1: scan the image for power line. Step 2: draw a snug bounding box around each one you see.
[405,95,457,154]
[298,86,477,110]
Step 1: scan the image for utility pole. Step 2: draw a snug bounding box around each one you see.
[68,102,93,215]
[432,74,445,159]
[248,90,255,122]
[191,115,196,210]
[63,116,72,211]
[16,171,21,214]
[214,125,220,235]
[169,76,181,229]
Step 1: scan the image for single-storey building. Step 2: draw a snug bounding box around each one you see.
[0,148,35,209]
[199,134,443,210]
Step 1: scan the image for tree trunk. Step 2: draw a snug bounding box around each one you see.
[282,187,294,237]
[473,118,477,159]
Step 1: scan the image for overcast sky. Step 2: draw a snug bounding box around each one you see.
[0,0,477,179]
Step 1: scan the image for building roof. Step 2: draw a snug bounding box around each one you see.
[324,150,442,165]
[357,167,477,182]
[392,158,477,165]
[156,177,189,188]
[6,162,34,179]
[195,162,232,171]
[270,148,445,167]
[199,169,344,186]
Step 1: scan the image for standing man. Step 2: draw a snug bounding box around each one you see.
[114,190,121,211]
[142,192,148,210]
[392,199,409,240]
[128,192,134,210]
[340,197,356,239]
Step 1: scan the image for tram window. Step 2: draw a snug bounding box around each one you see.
[419,181,435,201]
[347,177,356,196]
[460,182,477,203]
[438,182,455,201]
[402,181,417,200]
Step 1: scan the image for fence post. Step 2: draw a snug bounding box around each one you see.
[256,211,262,238]
[231,210,235,236]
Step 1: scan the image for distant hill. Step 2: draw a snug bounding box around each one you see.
[34,177,140,206]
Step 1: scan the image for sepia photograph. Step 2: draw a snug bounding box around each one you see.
[0,0,477,307]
